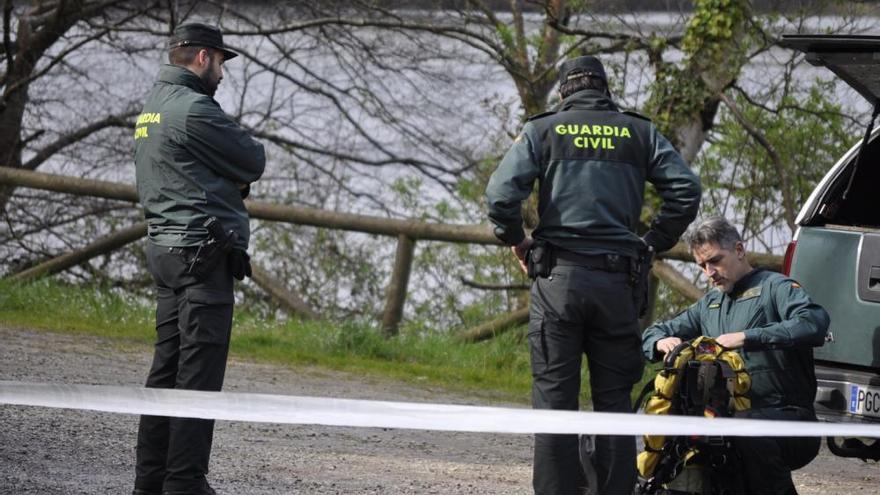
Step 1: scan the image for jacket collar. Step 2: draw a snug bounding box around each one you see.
[559,89,618,112]
[731,268,762,296]
[157,64,210,95]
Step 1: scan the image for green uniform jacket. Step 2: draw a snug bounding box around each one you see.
[642,269,830,409]
[134,64,265,250]
[484,90,701,257]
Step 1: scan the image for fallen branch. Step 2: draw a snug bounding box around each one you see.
[459,276,529,291]
[651,259,704,302]
[457,306,529,343]
[12,222,147,281]
[249,263,321,320]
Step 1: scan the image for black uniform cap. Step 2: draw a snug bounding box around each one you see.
[557,55,607,85]
[169,22,238,60]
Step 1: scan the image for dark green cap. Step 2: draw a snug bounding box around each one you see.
[558,55,607,85]
[169,22,238,60]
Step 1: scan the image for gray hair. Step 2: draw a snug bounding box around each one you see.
[683,216,742,251]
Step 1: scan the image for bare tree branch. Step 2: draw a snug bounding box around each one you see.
[21,110,137,171]
[718,91,796,232]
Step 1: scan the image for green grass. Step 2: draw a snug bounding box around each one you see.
[0,277,156,341]
[0,278,657,405]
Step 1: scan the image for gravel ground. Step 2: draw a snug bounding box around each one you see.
[0,325,877,494]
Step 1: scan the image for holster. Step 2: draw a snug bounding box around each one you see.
[186,216,238,280]
[526,240,552,280]
[631,244,655,317]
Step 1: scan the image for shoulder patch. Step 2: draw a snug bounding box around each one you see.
[774,273,802,290]
[740,286,762,300]
[526,110,557,122]
[622,110,651,122]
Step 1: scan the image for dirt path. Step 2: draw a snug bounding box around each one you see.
[0,326,876,494]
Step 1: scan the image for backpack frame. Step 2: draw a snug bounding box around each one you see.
[634,336,751,495]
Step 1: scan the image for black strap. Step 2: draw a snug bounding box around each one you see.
[842,103,880,201]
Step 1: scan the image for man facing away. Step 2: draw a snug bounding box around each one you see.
[132,23,265,495]
[642,216,829,494]
[484,55,701,495]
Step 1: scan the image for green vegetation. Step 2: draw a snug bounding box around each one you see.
[0,278,657,406]
[0,277,155,341]
[697,78,852,236]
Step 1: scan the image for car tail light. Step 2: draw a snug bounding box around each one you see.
[782,240,797,275]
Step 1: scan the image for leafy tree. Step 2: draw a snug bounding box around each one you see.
[0,0,872,331]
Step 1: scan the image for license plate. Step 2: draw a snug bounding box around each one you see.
[849,384,880,418]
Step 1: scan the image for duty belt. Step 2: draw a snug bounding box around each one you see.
[553,249,631,273]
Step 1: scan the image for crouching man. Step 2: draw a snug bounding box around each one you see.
[641,216,829,495]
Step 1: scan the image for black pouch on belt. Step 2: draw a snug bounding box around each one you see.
[526,240,552,280]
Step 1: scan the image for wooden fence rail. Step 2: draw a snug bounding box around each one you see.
[0,167,495,243]
[0,167,783,337]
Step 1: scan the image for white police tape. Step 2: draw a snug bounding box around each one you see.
[1,380,878,437]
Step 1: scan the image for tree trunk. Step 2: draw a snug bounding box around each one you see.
[0,0,126,212]
[647,0,754,163]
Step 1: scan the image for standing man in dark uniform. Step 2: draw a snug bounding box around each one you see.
[642,217,828,495]
[485,55,701,495]
[132,23,265,495]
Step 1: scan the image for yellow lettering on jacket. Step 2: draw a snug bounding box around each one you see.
[573,136,615,150]
[134,112,161,140]
[136,112,162,125]
[557,122,628,149]
[554,122,631,149]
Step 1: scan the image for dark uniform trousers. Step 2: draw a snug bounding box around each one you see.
[529,259,644,495]
[135,242,234,494]
[733,407,821,495]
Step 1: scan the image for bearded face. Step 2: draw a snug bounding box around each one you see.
[200,50,224,97]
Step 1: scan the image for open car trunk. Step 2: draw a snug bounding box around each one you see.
[779,35,880,228]
[777,37,880,445]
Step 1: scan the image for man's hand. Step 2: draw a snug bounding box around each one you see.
[716,332,746,349]
[656,337,682,356]
[511,237,534,274]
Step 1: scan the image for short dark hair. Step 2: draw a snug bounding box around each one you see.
[683,216,742,251]
[168,45,214,66]
[559,75,608,99]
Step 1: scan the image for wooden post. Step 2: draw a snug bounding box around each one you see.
[381,234,416,337]
[12,222,147,281]
[249,263,320,320]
